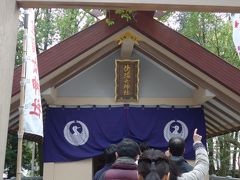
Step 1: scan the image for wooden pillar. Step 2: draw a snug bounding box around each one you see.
[0,0,18,177]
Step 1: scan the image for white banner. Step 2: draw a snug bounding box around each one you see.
[232,13,240,58]
[23,9,43,136]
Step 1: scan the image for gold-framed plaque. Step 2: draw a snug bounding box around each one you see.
[115,59,139,102]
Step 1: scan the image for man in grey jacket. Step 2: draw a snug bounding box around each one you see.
[178,128,209,180]
[138,129,209,180]
[168,136,193,174]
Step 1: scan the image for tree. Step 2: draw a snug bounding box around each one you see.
[35,9,57,54]
[159,12,240,68]
[207,133,240,177]
[4,134,32,178]
[15,8,98,65]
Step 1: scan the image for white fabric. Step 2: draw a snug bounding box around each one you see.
[232,13,240,58]
[23,9,43,136]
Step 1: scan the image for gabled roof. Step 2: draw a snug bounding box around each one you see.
[12,15,128,96]
[10,11,240,140]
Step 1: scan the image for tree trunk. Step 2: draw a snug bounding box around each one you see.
[208,138,216,174]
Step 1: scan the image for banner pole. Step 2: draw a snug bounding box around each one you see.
[16,9,28,180]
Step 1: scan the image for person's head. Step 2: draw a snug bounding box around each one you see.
[138,149,170,180]
[104,144,117,164]
[116,138,140,160]
[168,137,185,156]
[139,142,150,153]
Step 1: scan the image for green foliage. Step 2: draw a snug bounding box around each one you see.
[159,12,240,68]
[105,18,115,26]
[35,9,56,53]
[207,132,240,177]
[207,138,216,174]
[115,10,134,22]
[55,9,97,41]
[15,29,24,66]
[204,21,240,67]
[55,9,81,41]
[4,134,32,178]
[81,11,98,29]
[105,10,134,26]
[15,8,98,66]
[157,12,175,23]
[4,134,17,178]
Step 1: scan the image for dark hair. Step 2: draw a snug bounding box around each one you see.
[168,161,181,180]
[117,138,140,159]
[139,142,150,153]
[138,149,170,180]
[168,137,185,156]
[104,144,117,164]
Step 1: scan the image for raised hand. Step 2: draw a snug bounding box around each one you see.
[193,128,202,143]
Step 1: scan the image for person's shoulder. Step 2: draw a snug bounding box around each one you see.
[94,170,101,180]
[95,166,110,180]
[98,170,107,180]
[170,156,184,161]
[177,176,184,180]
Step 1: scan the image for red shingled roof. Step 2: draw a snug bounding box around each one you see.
[12,15,128,96]
[130,12,240,95]
[12,11,240,97]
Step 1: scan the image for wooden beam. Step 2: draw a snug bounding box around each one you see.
[17,0,240,12]
[42,87,57,104]
[204,114,229,131]
[205,118,224,132]
[214,97,240,116]
[204,110,234,129]
[193,88,215,105]
[205,101,240,123]
[120,39,134,59]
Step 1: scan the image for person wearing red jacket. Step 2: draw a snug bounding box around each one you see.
[100,138,140,180]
